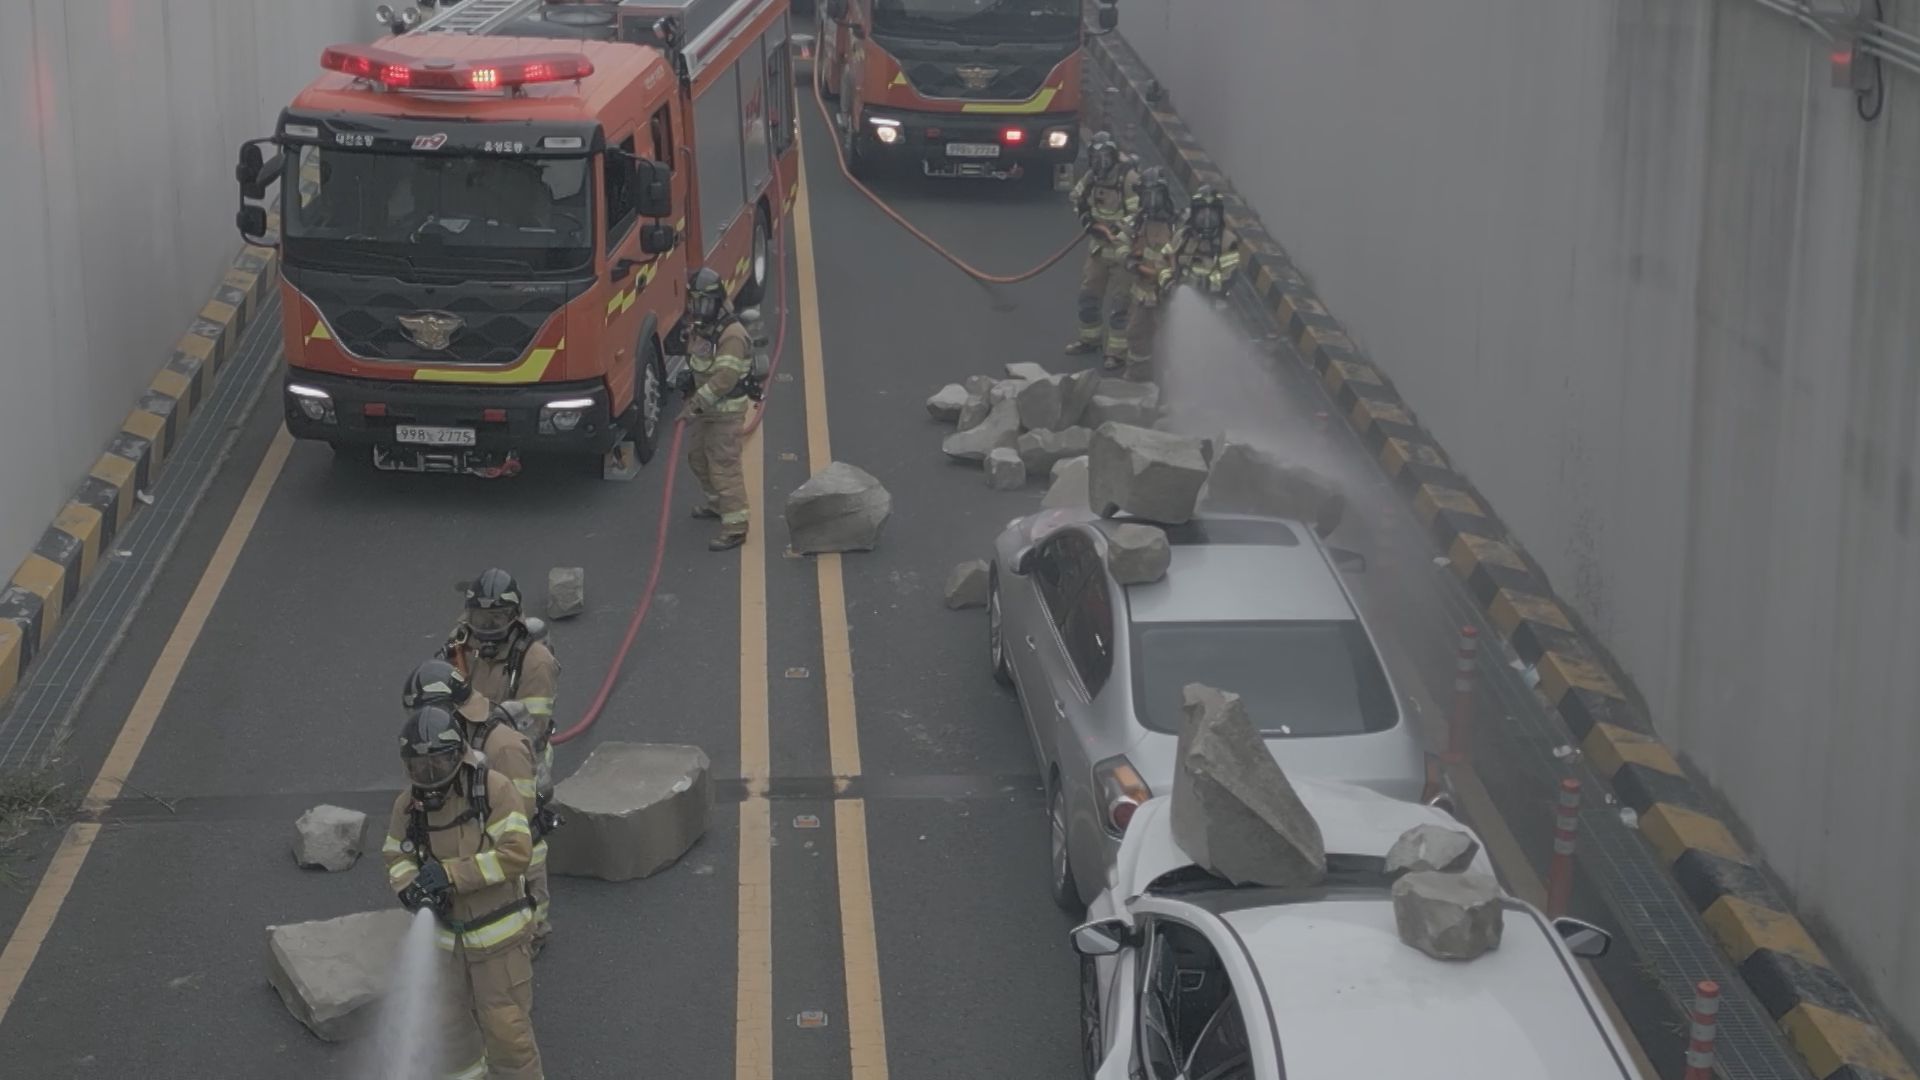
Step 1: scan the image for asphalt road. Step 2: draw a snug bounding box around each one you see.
[0,90,1680,1079]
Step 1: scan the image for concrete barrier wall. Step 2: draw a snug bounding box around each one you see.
[0,1,376,571]
[1120,0,1920,1038]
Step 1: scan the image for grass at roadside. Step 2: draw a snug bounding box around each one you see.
[0,763,77,888]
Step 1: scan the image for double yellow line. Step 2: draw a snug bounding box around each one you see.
[734,160,891,1080]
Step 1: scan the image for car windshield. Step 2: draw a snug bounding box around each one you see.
[282,145,594,278]
[872,0,1079,40]
[1131,620,1398,737]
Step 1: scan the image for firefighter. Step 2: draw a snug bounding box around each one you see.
[441,569,561,948]
[1168,184,1241,305]
[1065,131,1141,370]
[384,704,544,1080]
[1119,167,1182,381]
[672,267,757,551]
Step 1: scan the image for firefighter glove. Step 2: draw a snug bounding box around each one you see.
[402,857,454,915]
[671,368,695,395]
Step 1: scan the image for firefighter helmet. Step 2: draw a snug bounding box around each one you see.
[403,658,472,711]
[687,267,728,326]
[1137,167,1176,220]
[462,568,522,644]
[1188,184,1226,240]
[400,704,467,805]
[1087,131,1121,178]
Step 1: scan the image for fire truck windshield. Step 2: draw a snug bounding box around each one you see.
[282,145,594,278]
[871,0,1079,41]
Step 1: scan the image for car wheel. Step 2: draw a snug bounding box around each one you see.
[988,572,1014,687]
[1050,781,1084,914]
[1079,955,1103,1080]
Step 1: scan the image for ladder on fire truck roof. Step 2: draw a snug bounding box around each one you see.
[414,0,547,35]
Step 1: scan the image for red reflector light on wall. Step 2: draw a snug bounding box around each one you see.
[320,44,593,92]
[482,408,509,423]
[1002,128,1025,144]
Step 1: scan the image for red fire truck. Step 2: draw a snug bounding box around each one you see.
[235,0,800,475]
[813,0,1116,186]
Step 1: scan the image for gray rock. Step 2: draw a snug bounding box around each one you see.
[548,742,713,881]
[1391,870,1505,960]
[785,462,893,554]
[1385,825,1482,876]
[1016,376,1064,431]
[956,391,992,430]
[1169,684,1327,888]
[546,566,586,620]
[926,383,970,422]
[1042,455,1090,509]
[941,398,1022,463]
[944,559,991,610]
[985,447,1028,491]
[1086,381,1163,427]
[1200,442,1347,537]
[1088,423,1211,523]
[1058,369,1102,429]
[266,909,413,1042]
[1105,524,1170,585]
[964,374,996,397]
[1016,426,1093,475]
[292,804,366,872]
[1005,362,1053,382]
[990,379,1025,405]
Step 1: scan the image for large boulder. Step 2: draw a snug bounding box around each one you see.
[1058,369,1102,429]
[956,375,996,428]
[1384,825,1481,876]
[1005,362,1052,382]
[985,447,1027,490]
[546,567,586,620]
[1086,380,1161,427]
[1170,685,1326,887]
[1105,524,1170,585]
[1016,427,1093,476]
[944,559,991,610]
[548,742,713,882]
[1200,442,1347,537]
[266,909,414,1042]
[1392,871,1505,960]
[926,383,969,422]
[1016,376,1065,432]
[941,398,1022,462]
[1088,423,1211,523]
[1042,455,1090,509]
[292,805,367,873]
[786,462,893,554]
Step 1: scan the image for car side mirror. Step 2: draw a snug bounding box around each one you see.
[1009,545,1036,576]
[1069,919,1133,957]
[1552,917,1612,959]
[634,157,674,218]
[1096,4,1118,31]
[1329,547,1367,573]
[640,223,678,255]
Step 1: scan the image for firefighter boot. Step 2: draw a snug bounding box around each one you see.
[690,502,721,520]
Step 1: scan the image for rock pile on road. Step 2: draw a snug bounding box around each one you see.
[927,363,1169,495]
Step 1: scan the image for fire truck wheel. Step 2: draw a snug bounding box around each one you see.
[839,83,872,181]
[633,339,666,466]
[734,203,772,310]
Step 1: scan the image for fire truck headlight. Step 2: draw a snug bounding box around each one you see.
[1046,129,1072,150]
[288,384,336,424]
[875,125,900,145]
[541,398,595,435]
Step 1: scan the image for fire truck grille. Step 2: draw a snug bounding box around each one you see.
[303,286,564,365]
[901,60,1053,102]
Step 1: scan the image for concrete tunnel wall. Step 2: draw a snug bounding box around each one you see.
[1120,0,1920,1039]
[0,1,379,574]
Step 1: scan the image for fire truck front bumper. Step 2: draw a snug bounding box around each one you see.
[856,107,1079,179]
[282,371,626,465]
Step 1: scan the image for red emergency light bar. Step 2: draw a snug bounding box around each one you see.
[320,44,594,92]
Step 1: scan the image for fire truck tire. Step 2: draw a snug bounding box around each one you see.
[816,47,838,101]
[632,339,666,466]
[839,83,872,181]
[735,202,773,309]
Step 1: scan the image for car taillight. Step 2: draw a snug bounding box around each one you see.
[1094,756,1150,837]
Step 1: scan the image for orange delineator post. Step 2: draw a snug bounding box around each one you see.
[1546,777,1582,917]
[1683,980,1721,1080]
[1447,625,1479,762]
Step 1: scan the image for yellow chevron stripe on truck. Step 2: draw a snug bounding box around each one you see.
[412,338,564,385]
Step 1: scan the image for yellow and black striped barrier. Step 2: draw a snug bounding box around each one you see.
[0,241,279,707]
[1084,26,1917,1080]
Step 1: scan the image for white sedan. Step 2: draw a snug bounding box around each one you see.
[1069,784,1642,1080]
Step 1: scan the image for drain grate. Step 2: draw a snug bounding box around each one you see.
[0,295,284,771]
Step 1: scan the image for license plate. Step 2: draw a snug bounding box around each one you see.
[395,424,476,447]
[946,142,1001,159]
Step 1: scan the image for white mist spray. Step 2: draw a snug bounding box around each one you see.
[362,908,446,1080]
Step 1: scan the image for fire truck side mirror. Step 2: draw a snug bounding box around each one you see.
[634,159,675,219]
[639,224,678,256]
[1095,4,1119,31]
[236,140,283,201]
[236,205,273,246]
